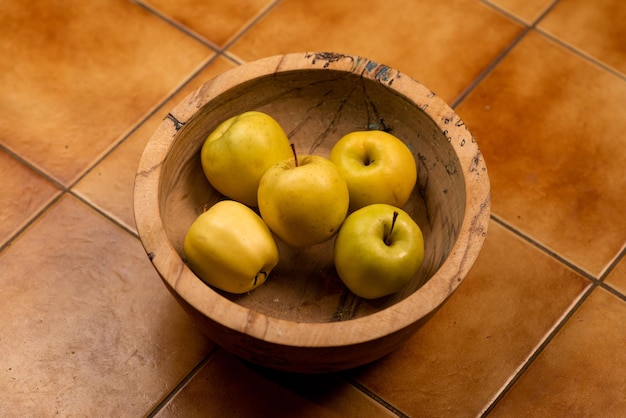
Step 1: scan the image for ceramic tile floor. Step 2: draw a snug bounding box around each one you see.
[1,0,624,416]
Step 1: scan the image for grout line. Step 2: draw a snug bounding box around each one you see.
[451,0,549,110]
[490,214,599,284]
[69,190,139,238]
[130,0,221,51]
[451,26,530,109]
[67,55,218,192]
[0,189,139,255]
[0,143,66,191]
[344,376,410,418]
[220,0,283,53]
[480,0,561,28]
[531,0,562,26]
[477,0,529,27]
[598,245,626,282]
[534,27,626,81]
[452,0,567,110]
[221,50,246,66]
[0,191,65,254]
[534,1,624,80]
[145,347,219,418]
[480,282,595,416]
[599,282,626,303]
[132,0,282,57]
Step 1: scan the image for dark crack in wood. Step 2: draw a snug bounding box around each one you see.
[165,113,185,131]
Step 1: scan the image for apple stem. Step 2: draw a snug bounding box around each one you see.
[291,143,298,167]
[384,211,399,246]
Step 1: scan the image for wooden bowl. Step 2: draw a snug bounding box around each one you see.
[134,52,490,373]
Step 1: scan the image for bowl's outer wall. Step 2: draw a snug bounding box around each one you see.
[162,277,442,373]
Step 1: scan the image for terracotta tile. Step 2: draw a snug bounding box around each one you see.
[539,0,626,75]
[0,0,213,187]
[154,349,395,418]
[228,0,523,103]
[73,57,237,233]
[349,220,590,416]
[0,149,60,246]
[605,254,626,297]
[456,30,626,277]
[484,0,555,23]
[137,0,275,47]
[0,195,213,416]
[490,287,626,416]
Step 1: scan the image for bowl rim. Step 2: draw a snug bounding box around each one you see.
[134,51,491,348]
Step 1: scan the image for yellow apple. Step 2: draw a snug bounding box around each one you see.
[183,200,279,294]
[333,203,424,299]
[329,130,417,211]
[201,111,293,207]
[257,153,349,247]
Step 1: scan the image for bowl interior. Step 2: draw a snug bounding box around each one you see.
[158,68,466,323]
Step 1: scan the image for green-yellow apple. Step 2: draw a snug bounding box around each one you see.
[257,151,349,247]
[183,200,279,294]
[201,111,293,207]
[333,203,424,299]
[329,130,417,211]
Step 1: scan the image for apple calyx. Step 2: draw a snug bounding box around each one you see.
[383,211,399,246]
[290,143,298,167]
